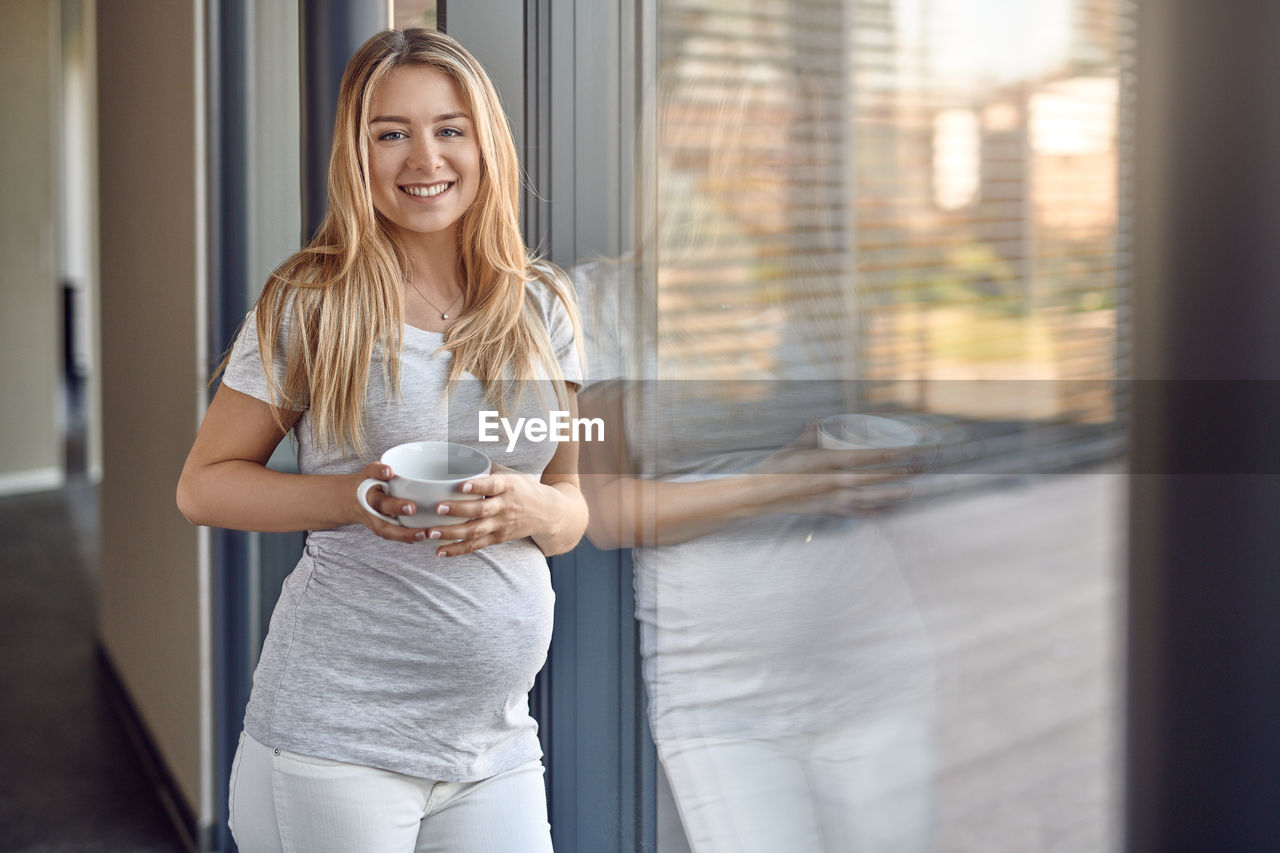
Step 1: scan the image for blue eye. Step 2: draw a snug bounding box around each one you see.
[438,127,463,138]
[378,130,407,141]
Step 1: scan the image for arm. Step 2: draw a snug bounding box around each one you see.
[577,384,914,549]
[428,387,590,558]
[176,384,427,544]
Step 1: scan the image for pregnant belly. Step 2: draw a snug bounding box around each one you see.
[282,542,556,705]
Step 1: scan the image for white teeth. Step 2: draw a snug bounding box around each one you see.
[402,182,452,197]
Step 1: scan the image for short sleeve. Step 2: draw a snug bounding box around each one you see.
[220,307,307,411]
[570,261,630,385]
[534,282,583,388]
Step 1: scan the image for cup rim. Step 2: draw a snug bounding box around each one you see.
[379,440,491,483]
[818,413,927,449]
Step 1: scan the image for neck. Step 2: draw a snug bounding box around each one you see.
[397,226,463,294]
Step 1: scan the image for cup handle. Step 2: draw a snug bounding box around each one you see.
[356,478,401,525]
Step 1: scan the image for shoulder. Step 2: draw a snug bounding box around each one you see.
[524,261,578,328]
[568,256,634,319]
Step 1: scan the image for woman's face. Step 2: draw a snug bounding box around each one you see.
[366,65,482,244]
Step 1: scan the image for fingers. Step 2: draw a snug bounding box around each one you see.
[353,463,426,543]
[432,494,492,520]
[423,511,503,553]
[372,518,431,544]
[357,461,404,516]
[359,461,393,481]
[770,464,921,518]
[359,481,420,524]
[362,470,525,554]
[432,528,503,558]
[456,474,506,498]
[819,446,925,471]
[425,497,512,556]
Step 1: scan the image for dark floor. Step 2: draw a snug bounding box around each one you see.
[0,393,187,852]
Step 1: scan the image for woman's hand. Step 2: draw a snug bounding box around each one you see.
[751,449,918,516]
[743,421,924,517]
[348,462,438,545]
[424,463,577,557]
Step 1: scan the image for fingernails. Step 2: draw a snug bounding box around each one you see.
[381,467,391,478]
[436,548,448,557]
[461,483,473,493]
[436,504,449,514]
[413,531,426,541]
[428,530,441,540]
[402,504,414,515]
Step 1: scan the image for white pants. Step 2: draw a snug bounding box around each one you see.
[228,732,554,853]
[658,714,935,853]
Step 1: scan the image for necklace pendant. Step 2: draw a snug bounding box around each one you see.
[441,313,449,320]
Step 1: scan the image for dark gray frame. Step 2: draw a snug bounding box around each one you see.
[205,1,253,849]
[448,2,658,849]
[207,2,384,850]
[1126,1,1280,850]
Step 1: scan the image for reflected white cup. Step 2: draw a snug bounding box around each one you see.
[356,441,490,531]
[817,414,927,455]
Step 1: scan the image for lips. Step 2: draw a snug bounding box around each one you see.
[400,181,454,198]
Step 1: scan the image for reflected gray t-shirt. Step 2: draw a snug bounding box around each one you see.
[221,282,580,782]
[572,260,934,742]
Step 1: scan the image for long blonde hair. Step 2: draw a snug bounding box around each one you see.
[227,28,581,455]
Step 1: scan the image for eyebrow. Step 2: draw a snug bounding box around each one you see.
[369,112,472,124]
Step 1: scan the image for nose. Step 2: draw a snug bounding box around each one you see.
[407,135,443,171]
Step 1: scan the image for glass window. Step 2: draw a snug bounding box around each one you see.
[393,0,438,30]
[571,0,1133,849]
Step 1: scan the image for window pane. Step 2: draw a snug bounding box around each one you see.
[392,0,438,30]
[603,1,1134,850]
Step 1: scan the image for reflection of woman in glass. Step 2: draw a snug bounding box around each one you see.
[177,29,584,852]
[576,56,936,852]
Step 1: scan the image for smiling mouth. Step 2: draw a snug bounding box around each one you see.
[400,181,453,198]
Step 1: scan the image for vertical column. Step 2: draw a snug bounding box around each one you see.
[97,0,207,842]
[448,3,656,849]
[1127,1,1280,851]
[205,3,382,848]
[299,0,388,241]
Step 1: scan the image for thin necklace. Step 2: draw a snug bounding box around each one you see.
[407,279,462,320]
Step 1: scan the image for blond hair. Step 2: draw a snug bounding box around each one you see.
[225,28,580,455]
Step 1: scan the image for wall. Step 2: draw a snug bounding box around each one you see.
[60,0,103,480]
[96,0,210,828]
[0,0,62,495]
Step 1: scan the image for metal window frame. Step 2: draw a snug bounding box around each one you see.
[447,2,656,849]
[207,2,385,850]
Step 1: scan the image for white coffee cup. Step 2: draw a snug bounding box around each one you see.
[356,441,490,531]
[817,413,927,454]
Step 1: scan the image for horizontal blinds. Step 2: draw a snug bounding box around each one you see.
[651,0,1133,465]
[851,0,1133,441]
[654,0,856,389]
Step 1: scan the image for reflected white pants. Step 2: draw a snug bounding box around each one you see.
[658,713,934,853]
[228,731,554,853]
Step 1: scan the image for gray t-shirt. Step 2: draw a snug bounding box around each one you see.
[221,281,580,782]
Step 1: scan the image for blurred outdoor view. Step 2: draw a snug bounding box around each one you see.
[639,1,1131,850]
[653,0,1129,456]
[394,0,438,31]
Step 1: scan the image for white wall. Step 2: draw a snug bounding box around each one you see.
[95,0,210,829]
[0,0,62,495]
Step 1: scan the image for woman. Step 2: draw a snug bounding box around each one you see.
[177,29,585,852]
